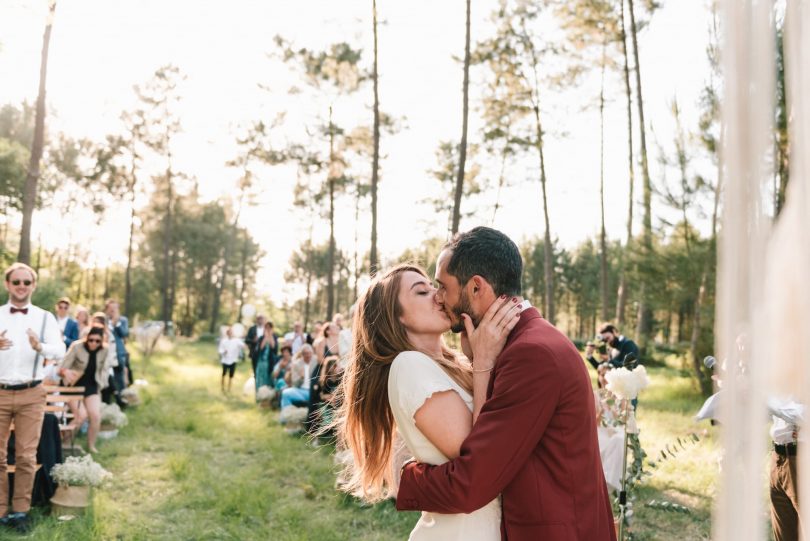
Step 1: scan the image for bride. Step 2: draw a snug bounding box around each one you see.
[332,264,521,540]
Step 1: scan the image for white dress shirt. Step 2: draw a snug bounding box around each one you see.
[0,303,66,384]
[283,332,306,355]
[769,397,804,445]
[218,337,244,366]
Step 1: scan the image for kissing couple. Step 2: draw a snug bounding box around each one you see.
[333,227,616,541]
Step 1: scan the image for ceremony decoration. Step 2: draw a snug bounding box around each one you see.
[50,455,112,515]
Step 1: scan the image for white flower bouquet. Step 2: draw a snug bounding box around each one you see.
[51,455,112,487]
[604,365,650,401]
[100,403,129,428]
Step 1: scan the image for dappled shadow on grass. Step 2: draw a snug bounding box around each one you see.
[77,341,420,540]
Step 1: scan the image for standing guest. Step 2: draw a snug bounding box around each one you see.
[245,314,266,377]
[284,321,308,356]
[280,344,315,408]
[75,305,91,337]
[598,323,640,368]
[272,346,293,392]
[0,263,65,533]
[332,313,344,330]
[58,326,112,453]
[256,321,279,390]
[55,297,79,349]
[218,327,246,394]
[104,300,130,396]
[768,397,804,541]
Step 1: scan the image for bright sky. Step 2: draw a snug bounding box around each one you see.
[0,0,713,304]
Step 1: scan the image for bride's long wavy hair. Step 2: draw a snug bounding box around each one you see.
[332,264,472,503]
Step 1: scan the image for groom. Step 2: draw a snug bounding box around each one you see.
[397,227,616,541]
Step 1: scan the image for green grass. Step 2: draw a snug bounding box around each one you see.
[3,341,719,540]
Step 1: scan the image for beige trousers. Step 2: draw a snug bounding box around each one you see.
[0,385,46,515]
[771,451,802,541]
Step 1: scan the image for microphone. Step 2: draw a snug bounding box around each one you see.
[623,352,638,370]
[704,356,717,370]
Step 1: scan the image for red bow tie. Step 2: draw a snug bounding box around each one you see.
[10,307,28,315]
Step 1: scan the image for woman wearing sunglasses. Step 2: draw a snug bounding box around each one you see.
[58,325,112,453]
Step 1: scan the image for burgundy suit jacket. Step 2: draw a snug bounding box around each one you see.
[396,308,616,541]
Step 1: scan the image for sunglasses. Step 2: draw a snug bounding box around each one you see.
[87,338,102,344]
[10,280,33,286]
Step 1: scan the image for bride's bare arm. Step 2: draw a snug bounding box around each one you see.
[413,299,522,459]
[414,391,473,460]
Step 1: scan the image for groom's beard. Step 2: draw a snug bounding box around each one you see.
[449,290,476,333]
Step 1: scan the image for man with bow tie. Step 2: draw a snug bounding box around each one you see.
[0,262,65,533]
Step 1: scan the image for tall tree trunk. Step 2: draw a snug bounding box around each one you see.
[491,113,511,225]
[525,35,555,324]
[354,188,360,302]
[210,185,246,333]
[535,105,554,324]
[690,165,722,396]
[237,232,249,323]
[628,0,653,350]
[326,107,336,320]
[369,0,381,276]
[19,0,56,264]
[615,0,635,326]
[450,0,471,235]
[160,167,173,324]
[103,265,110,300]
[124,164,137,318]
[598,41,610,323]
[304,267,312,331]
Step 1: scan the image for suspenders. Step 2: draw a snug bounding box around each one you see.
[31,311,47,380]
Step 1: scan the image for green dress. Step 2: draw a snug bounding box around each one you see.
[256,344,272,390]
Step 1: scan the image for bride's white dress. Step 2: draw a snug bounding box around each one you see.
[388,351,501,541]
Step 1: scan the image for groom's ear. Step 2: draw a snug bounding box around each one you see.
[469,275,492,298]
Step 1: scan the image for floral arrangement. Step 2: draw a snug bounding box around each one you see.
[120,387,141,407]
[51,455,112,487]
[279,405,308,426]
[100,403,129,428]
[256,385,276,402]
[604,365,650,401]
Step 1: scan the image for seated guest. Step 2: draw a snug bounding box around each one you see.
[308,355,342,435]
[272,346,293,392]
[283,322,308,355]
[58,326,112,453]
[280,344,315,409]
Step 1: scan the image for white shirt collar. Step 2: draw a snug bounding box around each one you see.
[517,299,533,313]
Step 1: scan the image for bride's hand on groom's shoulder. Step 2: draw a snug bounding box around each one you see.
[462,295,522,372]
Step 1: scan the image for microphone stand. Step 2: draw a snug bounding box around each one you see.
[618,398,631,541]
[617,353,638,541]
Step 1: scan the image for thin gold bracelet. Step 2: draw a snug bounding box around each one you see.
[472,366,493,373]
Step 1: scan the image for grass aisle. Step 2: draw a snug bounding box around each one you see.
[20,341,417,541]
[15,341,718,541]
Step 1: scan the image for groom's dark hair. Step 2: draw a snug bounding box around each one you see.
[443,227,522,296]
